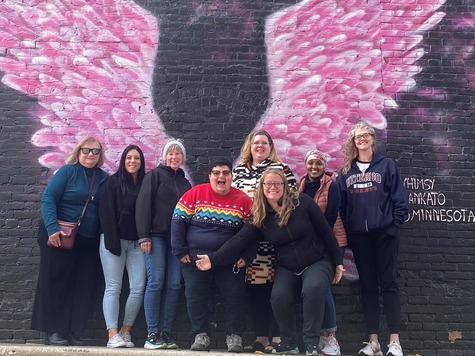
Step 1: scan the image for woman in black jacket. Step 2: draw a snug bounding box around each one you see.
[135,139,192,349]
[98,145,146,348]
[196,168,344,356]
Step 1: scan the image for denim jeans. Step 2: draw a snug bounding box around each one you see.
[143,235,182,333]
[321,247,346,332]
[181,262,246,336]
[271,256,334,346]
[99,235,146,330]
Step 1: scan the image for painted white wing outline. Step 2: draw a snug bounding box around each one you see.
[0,0,168,172]
[257,0,446,176]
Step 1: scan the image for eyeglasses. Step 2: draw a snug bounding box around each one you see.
[354,133,372,141]
[210,170,232,177]
[252,141,270,146]
[80,148,101,155]
[262,182,284,188]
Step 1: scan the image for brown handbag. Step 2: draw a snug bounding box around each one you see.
[52,220,79,249]
[47,171,96,249]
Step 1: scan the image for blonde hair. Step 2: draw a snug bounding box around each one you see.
[341,122,376,175]
[239,130,281,165]
[251,168,299,228]
[66,136,105,167]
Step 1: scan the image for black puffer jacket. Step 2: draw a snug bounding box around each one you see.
[135,164,191,242]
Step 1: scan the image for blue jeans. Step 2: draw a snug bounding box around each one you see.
[321,247,346,332]
[181,262,246,335]
[143,235,182,333]
[271,256,334,346]
[100,235,146,330]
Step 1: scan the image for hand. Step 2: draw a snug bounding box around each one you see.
[48,231,63,248]
[332,264,345,284]
[140,241,152,254]
[235,258,246,268]
[180,254,191,264]
[196,254,212,270]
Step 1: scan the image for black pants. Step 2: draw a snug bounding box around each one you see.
[31,222,100,335]
[247,283,279,339]
[271,257,333,347]
[349,224,401,335]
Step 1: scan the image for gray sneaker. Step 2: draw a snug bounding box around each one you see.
[226,334,243,353]
[191,332,210,351]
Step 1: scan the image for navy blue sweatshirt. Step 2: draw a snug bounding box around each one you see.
[338,154,409,234]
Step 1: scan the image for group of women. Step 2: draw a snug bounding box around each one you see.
[31,121,408,356]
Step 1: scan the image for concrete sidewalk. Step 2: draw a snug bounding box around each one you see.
[0,343,353,356]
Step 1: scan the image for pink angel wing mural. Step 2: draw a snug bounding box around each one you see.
[258,0,446,176]
[0,0,168,173]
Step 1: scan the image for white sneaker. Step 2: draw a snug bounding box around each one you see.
[321,336,341,355]
[119,331,135,348]
[107,333,126,348]
[386,341,403,356]
[318,336,329,351]
[358,341,382,356]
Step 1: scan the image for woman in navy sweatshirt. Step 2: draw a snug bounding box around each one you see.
[338,122,409,356]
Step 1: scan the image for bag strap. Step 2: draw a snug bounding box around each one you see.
[77,170,96,226]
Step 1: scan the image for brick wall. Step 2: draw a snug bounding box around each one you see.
[0,0,474,355]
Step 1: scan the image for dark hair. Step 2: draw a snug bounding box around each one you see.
[116,145,146,195]
[210,159,232,172]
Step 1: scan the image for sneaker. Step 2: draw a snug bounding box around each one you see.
[386,341,403,356]
[358,341,382,356]
[161,331,178,349]
[107,333,126,348]
[305,344,322,356]
[191,332,211,351]
[321,336,340,355]
[119,331,134,348]
[318,336,329,351]
[226,334,243,353]
[271,341,300,355]
[144,332,167,350]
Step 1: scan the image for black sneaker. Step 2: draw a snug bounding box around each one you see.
[305,344,322,356]
[161,331,178,349]
[271,341,299,355]
[144,332,167,349]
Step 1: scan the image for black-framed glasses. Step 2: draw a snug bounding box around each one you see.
[262,182,284,188]
[81,148,101,155]
[354,133,373,141]
[210,170,232,177]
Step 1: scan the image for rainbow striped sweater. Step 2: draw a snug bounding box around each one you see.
[171,183,254,264]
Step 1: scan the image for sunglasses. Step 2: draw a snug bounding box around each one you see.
[81,148,101,155]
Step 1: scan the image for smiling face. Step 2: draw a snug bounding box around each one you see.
[251,134,272,165]
[166,148,184,170]
[78,142,102,168]
[306,159,325,181]
[353,127,375,153]
[209,165,233,195]
[262,173,284,204]
[125,149,141,177]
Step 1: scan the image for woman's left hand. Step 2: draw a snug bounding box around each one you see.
[333,264,345,284]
